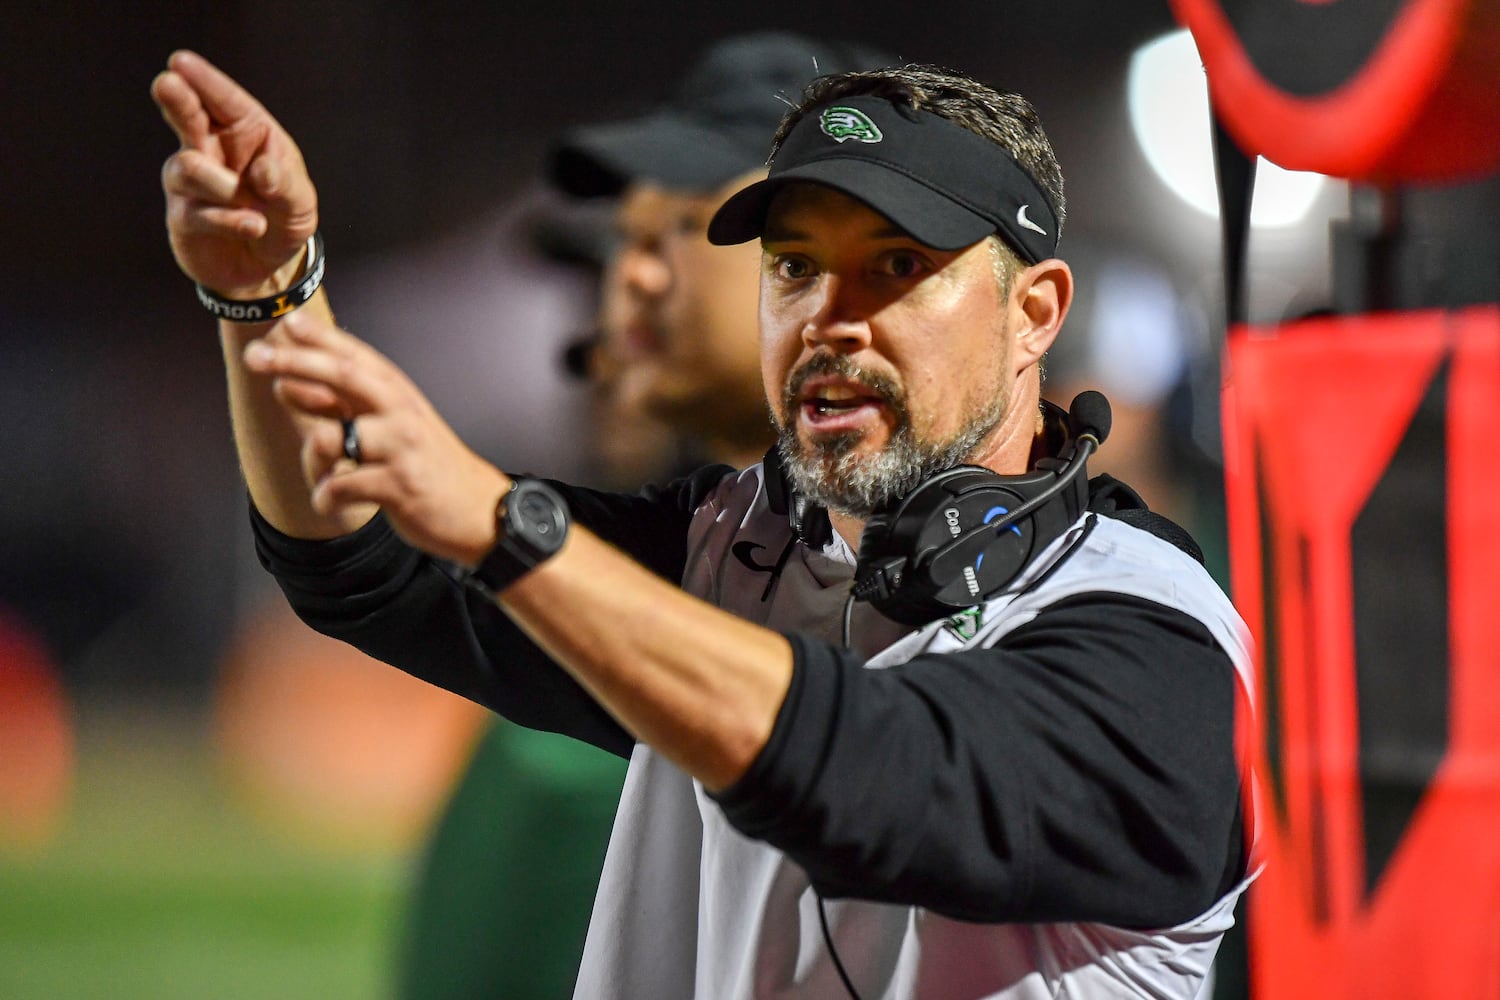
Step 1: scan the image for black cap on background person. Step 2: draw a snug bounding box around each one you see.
[549,31,898,199]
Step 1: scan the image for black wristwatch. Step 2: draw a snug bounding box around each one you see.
[469,479,570,594]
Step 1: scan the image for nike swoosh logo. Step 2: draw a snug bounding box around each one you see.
[732,541,778,574]
[1016,205,1048,236]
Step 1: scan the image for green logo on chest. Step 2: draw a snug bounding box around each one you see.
[943,606,983,642]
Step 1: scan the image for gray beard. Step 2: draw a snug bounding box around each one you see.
[774,355,1007,519]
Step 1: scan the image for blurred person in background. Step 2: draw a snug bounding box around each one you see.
[391,31,897,999]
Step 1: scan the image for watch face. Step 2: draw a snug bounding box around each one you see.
[509,481,569,558]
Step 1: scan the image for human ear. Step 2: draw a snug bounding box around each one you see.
[1011,258,1073,370]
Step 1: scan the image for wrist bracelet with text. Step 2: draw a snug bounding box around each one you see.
[194,231,325,322]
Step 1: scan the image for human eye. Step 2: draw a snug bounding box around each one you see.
[614,223,660,257]
[770,253,815,281]
[876,249,930,279]
[674,210,709,237]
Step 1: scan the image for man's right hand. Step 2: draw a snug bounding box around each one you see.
[152,50,319,300]
[152,50,373,540]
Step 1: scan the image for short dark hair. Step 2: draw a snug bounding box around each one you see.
[769,65,1066,238]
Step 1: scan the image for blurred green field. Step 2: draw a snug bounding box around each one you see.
[0,701,409,1000]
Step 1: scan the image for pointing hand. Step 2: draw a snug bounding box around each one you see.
[152,50,319,300]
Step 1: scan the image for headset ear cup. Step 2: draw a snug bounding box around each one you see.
[964,524,1031,593]
[854,469,992,625]
[852,463,1084,627]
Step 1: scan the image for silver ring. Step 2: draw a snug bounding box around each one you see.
[341,418,362,464]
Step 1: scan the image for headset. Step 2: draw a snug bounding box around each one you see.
[852,390,1112,626]
[767,391,1113,627]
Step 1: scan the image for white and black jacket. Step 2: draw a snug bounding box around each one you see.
[254,459,1256,999]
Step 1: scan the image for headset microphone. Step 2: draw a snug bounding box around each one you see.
[1065,388,1113,446]
[852,392,1112,626]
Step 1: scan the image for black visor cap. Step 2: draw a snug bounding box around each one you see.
[707,96,1058,263]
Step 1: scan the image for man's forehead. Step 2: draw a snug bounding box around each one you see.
[619,182,718,216]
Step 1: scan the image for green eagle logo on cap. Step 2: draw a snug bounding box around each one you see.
[820,106,883,144]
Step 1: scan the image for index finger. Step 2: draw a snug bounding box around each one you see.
[243,313,401,413]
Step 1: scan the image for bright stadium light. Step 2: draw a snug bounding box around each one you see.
[1128,29,1328,228]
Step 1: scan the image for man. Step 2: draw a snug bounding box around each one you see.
[402,33,894,999]
[154,48,1254,999]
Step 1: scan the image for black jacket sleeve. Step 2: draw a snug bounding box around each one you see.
[714,592,1244,929]
[251,464,735,759]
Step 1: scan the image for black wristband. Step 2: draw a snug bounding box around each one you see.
[195,231,326,322]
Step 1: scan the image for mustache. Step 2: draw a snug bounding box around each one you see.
[782,353,906,415]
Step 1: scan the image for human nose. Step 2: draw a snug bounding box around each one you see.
[799,275,872,352]
[613,238,672,299]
